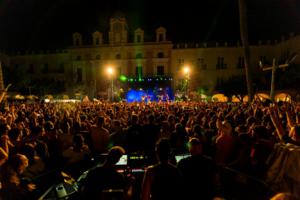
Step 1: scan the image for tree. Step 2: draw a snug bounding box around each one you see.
[239,0,254,101]
[215,75,247,101]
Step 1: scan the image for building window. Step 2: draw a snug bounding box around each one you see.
[76,55,81,61]
[157,66,164,76]
[159,34,164,42]
[157,52,164,58]
[75,39,80,46]
[178,58,184,64]
[135,66,143,77]
[237,56,244,69]
[42,64,48,73]
[216,57,227,69]
[28,64,34,74]
[95,38,100,45]
[58,63,65,73]
[116,54,121,59]
[198,58,207,70]
[137,35,141,43]
[135,53,143,59]
[77,68,82,83]
[96,54,101,60]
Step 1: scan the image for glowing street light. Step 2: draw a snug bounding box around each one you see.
[183,66,190,75]
[182,66,190,100]
[106,66,115,102]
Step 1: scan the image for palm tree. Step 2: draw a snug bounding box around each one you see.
[239,0,253,101]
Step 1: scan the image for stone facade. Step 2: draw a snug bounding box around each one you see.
[3,15,300,98]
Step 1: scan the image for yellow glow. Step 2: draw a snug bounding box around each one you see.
[106,66,114,75]
[183,66,190,74]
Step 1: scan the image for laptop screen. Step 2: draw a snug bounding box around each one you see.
[115,154,128,166]
[175,154,191,163]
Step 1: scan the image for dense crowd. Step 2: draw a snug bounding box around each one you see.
[0,100,299,199]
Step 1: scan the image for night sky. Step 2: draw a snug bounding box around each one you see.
[1,0,300,51]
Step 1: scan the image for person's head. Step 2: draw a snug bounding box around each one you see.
[131,114,138,125]
[188,137,203,156]
[107,146,125,165]
[270,192,297,200]
[252,125,268,140]
[219,120,232,136]
[155,138,171,162]
[8,154,29,174]
[44,121,55,132]
[20,143,36,165]
[167,114,175,125]
[97,116,105,127]
[148,114,155,124]
[192,124,202,135]
[73,134,84,149]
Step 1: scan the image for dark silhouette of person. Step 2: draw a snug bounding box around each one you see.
[177,137,217,200]
[141,138,182,200]
[82,146,133,200]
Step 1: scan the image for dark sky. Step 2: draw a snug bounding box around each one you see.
[1,0,300,50]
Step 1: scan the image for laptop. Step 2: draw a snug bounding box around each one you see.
[115,154,128,166]
[175,153,191,163]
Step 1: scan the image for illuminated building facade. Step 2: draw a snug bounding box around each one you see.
[3,14,300,99]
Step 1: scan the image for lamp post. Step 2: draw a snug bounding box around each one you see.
[106,66,114,102]
[183,66,190,99]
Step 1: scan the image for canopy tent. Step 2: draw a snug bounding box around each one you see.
[15,94,25,100]
[212,94,228,102]
[232,95,243,102]
[275,93,291,102]
[243,93,270,102]
[82,95,90,103]
[44,94,54,100]
[27,95,39,100]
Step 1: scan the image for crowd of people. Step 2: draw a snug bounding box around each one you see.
[0,99,299,199]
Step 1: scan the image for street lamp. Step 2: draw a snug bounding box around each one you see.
[182,66,190,99]
[106,66,114,102]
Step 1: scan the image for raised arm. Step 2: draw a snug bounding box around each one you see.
[269,105,285,141]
